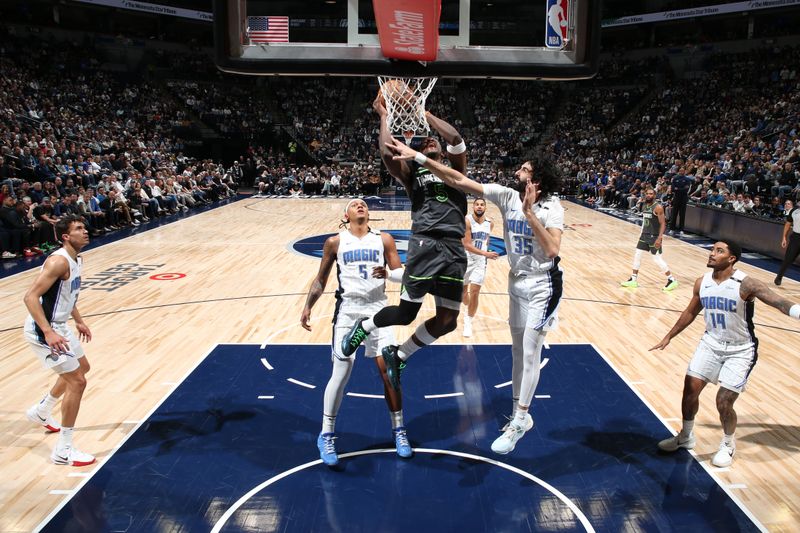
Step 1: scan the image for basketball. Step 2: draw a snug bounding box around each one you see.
[378,79,418,109]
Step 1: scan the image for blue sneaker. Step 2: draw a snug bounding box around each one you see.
[394,427,413,458]
[341,318,369,357]
[317,432,338,466]
[381,345,406,391]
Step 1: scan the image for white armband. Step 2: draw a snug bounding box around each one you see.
[447,141,467,155]
[414,153,428,165]
[790,304,800,319]
[388,267,404,283]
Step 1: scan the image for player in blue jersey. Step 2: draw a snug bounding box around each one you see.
[652,240,800,467]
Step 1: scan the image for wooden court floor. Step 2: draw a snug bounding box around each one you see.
[0,197,798,532]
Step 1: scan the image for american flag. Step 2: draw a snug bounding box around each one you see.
[247,16,289,43]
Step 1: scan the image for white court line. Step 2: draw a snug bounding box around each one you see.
[287,378,316,389]
[346,392,384,399]
[729,483,747,489]
[424,392,464,399]
[257,395,275,400]
[534,395,551,399]
[260,357,274,371]
[49,490,72,495]
[34,343,221,532]
[590,343,768,533]
[67,473,90,478]
[210,448,595,533]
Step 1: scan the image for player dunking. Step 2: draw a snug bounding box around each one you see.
[384,139,564,455]
[24,214,95,466]
[340,95,468,389]
[301,199,410,465]
[621,187,679,291]
[652,240,800,467]
[462,198,498,337]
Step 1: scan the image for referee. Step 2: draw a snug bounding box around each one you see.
[775,201,800,285]
[669,171,693,234]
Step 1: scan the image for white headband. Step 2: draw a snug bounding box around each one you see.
[344,198,365,215]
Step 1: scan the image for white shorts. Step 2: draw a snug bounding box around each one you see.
[508,268,563,331]
[687,336,757,394]
[464,257,487,286]
[24,321,85,374]
[333,309,395,360]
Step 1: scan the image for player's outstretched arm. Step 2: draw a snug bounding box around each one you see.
[374,95,412,190]
[740,276,800,317]
[426,111,466,173]
[301,236,338,331]
[384,137,483,197]
[650,277,704,350]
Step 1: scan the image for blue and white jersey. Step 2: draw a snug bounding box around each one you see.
[699,269,755,346]
[467,214,492,263]
[483,184,564,274]
[25,248,82,341]
[335,229,387,309]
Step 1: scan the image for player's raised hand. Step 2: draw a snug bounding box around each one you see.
[385,138,417,160]
[522,179,540,211]
[372,93,387,116]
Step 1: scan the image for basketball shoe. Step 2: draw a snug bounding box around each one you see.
[317,432,338,466]
[657,432,696,452]
[26,404,61,432]
[663,279,679,292]
[492,415,534,455]
[51,445,95,466]
[711,439,735,467]
[341,319,369,357]
[394,427,413,458]
[382,345,406,391]
[620,278,639,288]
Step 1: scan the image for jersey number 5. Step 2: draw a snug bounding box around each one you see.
[359,265,368,279]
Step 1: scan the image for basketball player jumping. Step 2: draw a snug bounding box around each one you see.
[462,198,498,337]
[383,138,564,455]
[340,95,468,391]
[621,187,679,291]
[301,199,410,465]
[23,215,95,466]
[652,240,800,467]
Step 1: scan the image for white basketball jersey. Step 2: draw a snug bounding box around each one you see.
[25,248,82,332]
[335,229,387,308]
[467,214,492,261]
[699,269,756,345]
[483,184,564,274]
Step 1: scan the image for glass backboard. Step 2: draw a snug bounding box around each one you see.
[214,0,599,80]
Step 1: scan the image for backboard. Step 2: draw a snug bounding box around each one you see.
[214,1,599,80]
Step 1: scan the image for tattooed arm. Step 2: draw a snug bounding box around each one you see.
[300,235,339,331]
[740,275,800,316]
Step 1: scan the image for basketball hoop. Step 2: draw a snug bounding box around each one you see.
[378,77,438,145]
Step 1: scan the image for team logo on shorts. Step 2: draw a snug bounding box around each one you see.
[291,230,507,263]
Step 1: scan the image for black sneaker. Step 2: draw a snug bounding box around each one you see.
[341,318,370,357]
[774,276,782,286]
[382,345,406,391]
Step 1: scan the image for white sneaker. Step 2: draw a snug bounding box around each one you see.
[501,413,534,432]
[51,445,96,467]
[492,416,533,454]
[463,322,472,337]
[657,432,696,452]
[26,405,61,433]
[711,440,735,467]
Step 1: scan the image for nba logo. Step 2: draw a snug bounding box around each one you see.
[545,0,569,49]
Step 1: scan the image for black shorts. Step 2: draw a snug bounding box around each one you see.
[402,234,467,302]
[636,234,662,254]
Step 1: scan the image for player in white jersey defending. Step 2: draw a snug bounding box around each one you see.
[462,198,498,337]
[23,214,95,466]
[384,138,564,455]
[652,240,800,467]
[301,199,409,466]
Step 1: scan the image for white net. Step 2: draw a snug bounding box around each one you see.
[377,76,438,144]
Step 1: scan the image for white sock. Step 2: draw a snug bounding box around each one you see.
[668,275,676,282]
[391,410,404,430]
[630,274,638,281]
[722,432,735,446]
[40,393,58,414]
[398,337,422,361]
[362,318,377,334]
[59,427,74,448]
[322,414,336,434]
[513,408,528,425]
[464,315,472,326]
[681,419,694,436]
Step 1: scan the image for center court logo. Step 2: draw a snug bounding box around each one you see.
[291,230,506,263]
